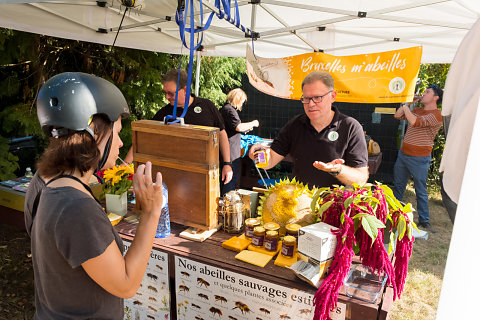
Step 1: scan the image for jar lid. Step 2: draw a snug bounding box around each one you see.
[266,230,278,237]
[283,235,296,244]
[253,226,265,233]
[245,218,260,226]
[263,222,280,231]
[285,223,302,232]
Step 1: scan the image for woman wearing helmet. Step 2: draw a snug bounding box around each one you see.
[25,72,164,319]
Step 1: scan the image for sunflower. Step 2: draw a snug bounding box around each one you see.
[103,164,134,186]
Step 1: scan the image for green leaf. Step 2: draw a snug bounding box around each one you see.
[361,215,386,244]
[361,216,378,244]
[403,202,413,213]
[318,200,334,220]
[310,189,321,213]
[397,216,407,240]
[388,231,396,254]
[343,196,354,209]
[407,224,413,240]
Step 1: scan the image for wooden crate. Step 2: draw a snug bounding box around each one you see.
[131,120,220,230]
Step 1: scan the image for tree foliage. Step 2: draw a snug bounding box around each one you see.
[418,63,450,191]
[0,28,246,178]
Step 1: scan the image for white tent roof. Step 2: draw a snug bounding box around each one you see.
[0,0,479,62]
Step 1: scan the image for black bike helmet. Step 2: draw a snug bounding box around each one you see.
[37,72,130,138]
[37,72,130,176]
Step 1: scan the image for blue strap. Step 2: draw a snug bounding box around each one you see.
[168,0,252,124]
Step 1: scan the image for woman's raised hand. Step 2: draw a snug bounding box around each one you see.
[132,161,163,216]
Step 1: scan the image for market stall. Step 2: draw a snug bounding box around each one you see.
[115,218,394,320]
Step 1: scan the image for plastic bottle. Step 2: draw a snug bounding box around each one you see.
[155,182,170,238]
[25,167,34,179]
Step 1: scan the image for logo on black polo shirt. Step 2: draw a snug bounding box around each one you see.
[194,106,202,113]
[328,131,339,141]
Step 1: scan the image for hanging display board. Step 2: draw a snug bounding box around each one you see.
[174,256,346,320]
[123,240,171,320]
[247,45,422,104]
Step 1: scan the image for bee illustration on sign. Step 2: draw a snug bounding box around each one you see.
[181,271,190,277]
[233,301,250,314]
[146,316,155,320]
[147,273,158,281]
[209,306,223,317]
[197,277,210,288]
[148,306,157,312]
[156,265,163,271]
[259,307,270,314]
[197,293,209,300]
[147,285,157,293]
[279,314,291,319]
[194,316,204,320]
[178,284,190,293]
[192,303,201,309]
[214,295,227,304]
[300,308,312,314]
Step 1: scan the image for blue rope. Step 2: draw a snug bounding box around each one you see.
[168,0,253,124]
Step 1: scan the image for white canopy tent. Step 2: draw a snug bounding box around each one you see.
[1,1,480,319]
[0,0,479,62]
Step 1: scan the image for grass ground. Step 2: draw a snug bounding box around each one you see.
[0,183,453,320]
[389,184,453,320]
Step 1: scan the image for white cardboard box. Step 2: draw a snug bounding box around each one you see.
[298,222,338,262]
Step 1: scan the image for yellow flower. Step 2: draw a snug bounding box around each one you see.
[103,164,134,186]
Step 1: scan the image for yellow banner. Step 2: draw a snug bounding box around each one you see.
[246,45,422,103]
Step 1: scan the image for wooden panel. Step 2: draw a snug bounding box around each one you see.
[132,120,218,165]
[132,120,220,230]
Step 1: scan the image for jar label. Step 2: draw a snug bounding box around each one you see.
[281,244,294,257]
[252,234,264,247]
[264,238,278,251]
[245,225,255,238]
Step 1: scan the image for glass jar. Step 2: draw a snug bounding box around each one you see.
[221,191,245,234]
[252,226,265,247]
[245,218,260,238]
[264,230,279,252]
[254,148,268,168]
[285,223,302,243]
[263,222,280,233]
[281,235,296,258]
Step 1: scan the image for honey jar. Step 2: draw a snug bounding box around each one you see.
[263,222,280,233]
[264,230,279,252]
[285,223,302,243]
[252,226,266,247]
[281,235,296,258]
[245,218,260,239]
[254,148,269,168]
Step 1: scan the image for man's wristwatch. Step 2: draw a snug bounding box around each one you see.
[223,161,232,166]
[329,165,342,177]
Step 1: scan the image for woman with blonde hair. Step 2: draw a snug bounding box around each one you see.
[220,88,259,194]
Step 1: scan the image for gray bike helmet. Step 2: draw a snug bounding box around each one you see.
[37,72,130,138]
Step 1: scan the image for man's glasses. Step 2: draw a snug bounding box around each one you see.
[300,91,332,104]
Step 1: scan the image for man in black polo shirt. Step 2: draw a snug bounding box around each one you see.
[126,69,233,184]
[248,71,368,188]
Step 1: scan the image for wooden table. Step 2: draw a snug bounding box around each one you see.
[116,218,393,320]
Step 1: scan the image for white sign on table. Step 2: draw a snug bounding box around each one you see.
[123,240,170,320]
[174,256,346,320]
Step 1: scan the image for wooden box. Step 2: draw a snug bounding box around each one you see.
[131,120,220,230]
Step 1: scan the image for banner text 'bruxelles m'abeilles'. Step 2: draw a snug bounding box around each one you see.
[246,45,422,104]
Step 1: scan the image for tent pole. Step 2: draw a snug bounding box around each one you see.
[195,50,202,96]
[251,1,257,32]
